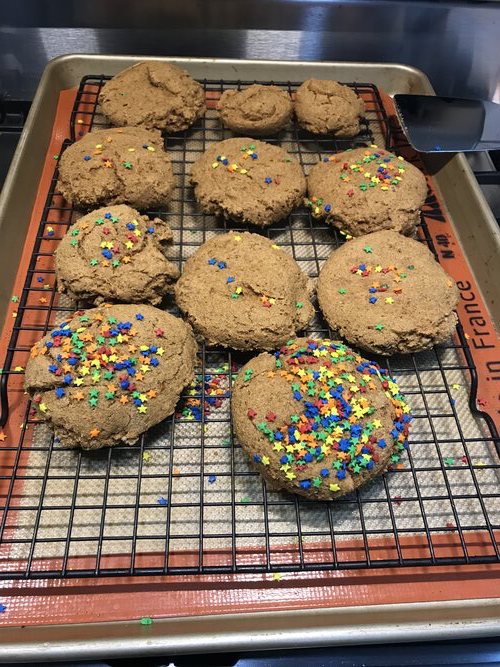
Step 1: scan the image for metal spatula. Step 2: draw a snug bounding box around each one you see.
[393,94,500,153]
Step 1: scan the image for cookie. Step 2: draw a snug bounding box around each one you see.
[174,232,314,350]
[294,79,365,137]
[306,146,428,236]
[99,61,206,132]
[58,127,174,210]
[190,137,306,227]
[217,85,292,135]
[55,205,179,305]
[317,231,459,355]
[25,304,197,449]
[232,338,411,500]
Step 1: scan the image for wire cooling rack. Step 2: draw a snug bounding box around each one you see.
[0,76,498,580]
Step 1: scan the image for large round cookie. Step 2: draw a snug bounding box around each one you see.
[55,205,179,305]
[99,61,206,132]
[190,138,306,227]
[174,232,314,350]
[58,127,174,210]
[306,146,428,236]
[317,231,459,355]
[217,85,292,135]
[294,79,365,137]
[232,338,411,500]
[25,304,197,449]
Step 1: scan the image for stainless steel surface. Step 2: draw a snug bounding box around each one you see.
[1,1,500,101]
[395,95,500,153]
[1,600,500,661]
[0,55,499,657]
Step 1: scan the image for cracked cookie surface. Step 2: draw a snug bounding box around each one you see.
[55,205,179,305]
[174,232,314,350]
[25,304,197,449]
[317,230,459,355]
[99,61,206,132]
[190,137,306,227]
[217,85,292,135]
[294,79,365,137]
[58,127,175,210]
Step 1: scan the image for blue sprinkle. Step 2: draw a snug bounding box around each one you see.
[323,157,329,162]
[280,455,288,464]
[208,258,217,265]
[120,380,129,390]
[83,155,91,161]
[320,468,330,477]
[227,276,235,283]
[136,313,144,320]
[63,374,72,385]
[217,261,226,269]
[150,358,159,367]
[67,357,78,366]
[222,159,229,166]
[253,454,262,463]
[251,153,258,159]
[378,439,387,449]
[274,432,283,441]
[104,212,112,219]
[127,223,135,230]
[157,497,168,506]
[264,177,272,184]
[147,226,154,234]
[208,474,217,484]
[324,204,331,213]
[369,297,377,304]
[369,287,377,293]
[134,399,142,406]
[48,364,58,373]
[150,345,157,353]
[37,277,44,283]
[304,452,313,463]
[0,603,6,613]
[336,469,346,480]
[293,391,302,401]
[300,480,311,489]
[102,249,112,259]
[55,388,65,398]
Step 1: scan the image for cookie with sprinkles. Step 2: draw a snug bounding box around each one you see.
[294,79,365,137]
[58,127,174,210]
[232,338,411,500]
[99,61,206,132]
[217,85,292,136]
[190,137,306,227]
[174,232,314,350]
[55,205,179,305]
[317,230,459,355]
[24,304,197,449]
[306,146,428,236]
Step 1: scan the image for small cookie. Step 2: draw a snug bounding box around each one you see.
[55,205,179,305]
[317,231,459,355]
[25,304,197,449]
[294,79,365,137]
[190,138,306,226]
[174,232,314,350]
[99,61,206,132]
[58,127,174,210]
[232,338,411,500]
[306,146,428,236]
[217,85,292,135]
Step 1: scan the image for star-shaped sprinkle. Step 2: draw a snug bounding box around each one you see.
[444,457,455,466]
[89,428,100,438]
[123,161,133,169]
[157,497,168,506]
[375,324,384,330]
[208,474,217,484]
[338,288,347,294]
[363,245,373,253]
[272,573,283,581]
[90,259,98,266]
[0,432,6,442]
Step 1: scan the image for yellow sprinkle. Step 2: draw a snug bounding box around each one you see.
[240,168,248,174]
[128,147,135,152]
[77,119,84,124]
[364,172,371,178]
[397,155,404,160]
[211,162,219,169]
[272,573,283,581]
[271,244,279,250]
[370,144,378,148]
[329,483,340,492]
[147,146,155,152]
[381,185,389,191]
[452,383,461,390]
[95,144,102,149]
[142,452,151,462]
[235,287,242,294]
[234,235,242,241]
[14,366,24,372]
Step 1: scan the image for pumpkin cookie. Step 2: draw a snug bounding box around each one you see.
[190,137,306,227]
[217,85,292,135]
[306,146,428,236]
[317,230,459,355]
[25,304,197,449]
[55,205,179,305]
[99,61,205,132]
[174,232,314,350]
[58,127,174,210]
[232,338,412,500]
[294,79,365,137]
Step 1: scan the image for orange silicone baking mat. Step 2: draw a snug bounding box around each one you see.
[0,77,498,626]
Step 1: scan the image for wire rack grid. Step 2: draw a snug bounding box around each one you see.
[0,76,498,580]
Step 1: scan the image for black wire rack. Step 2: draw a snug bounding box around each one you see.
[0,76,498,580]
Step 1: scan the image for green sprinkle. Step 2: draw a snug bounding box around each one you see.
[90,259,98,266]
[140,617,153,626]
[70,240,78,247]
[338,288,347,294]
[363,246,373,253]
[375,324,384,331]
[296,302,303,309]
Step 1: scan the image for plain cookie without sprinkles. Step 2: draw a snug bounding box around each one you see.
[306,146,428,237]
[232,338,412,500]
[24,304,197,449]
[217,85,292,136]
[99,61,206,132]
[190,138,306,227]
[55,205,179,305]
